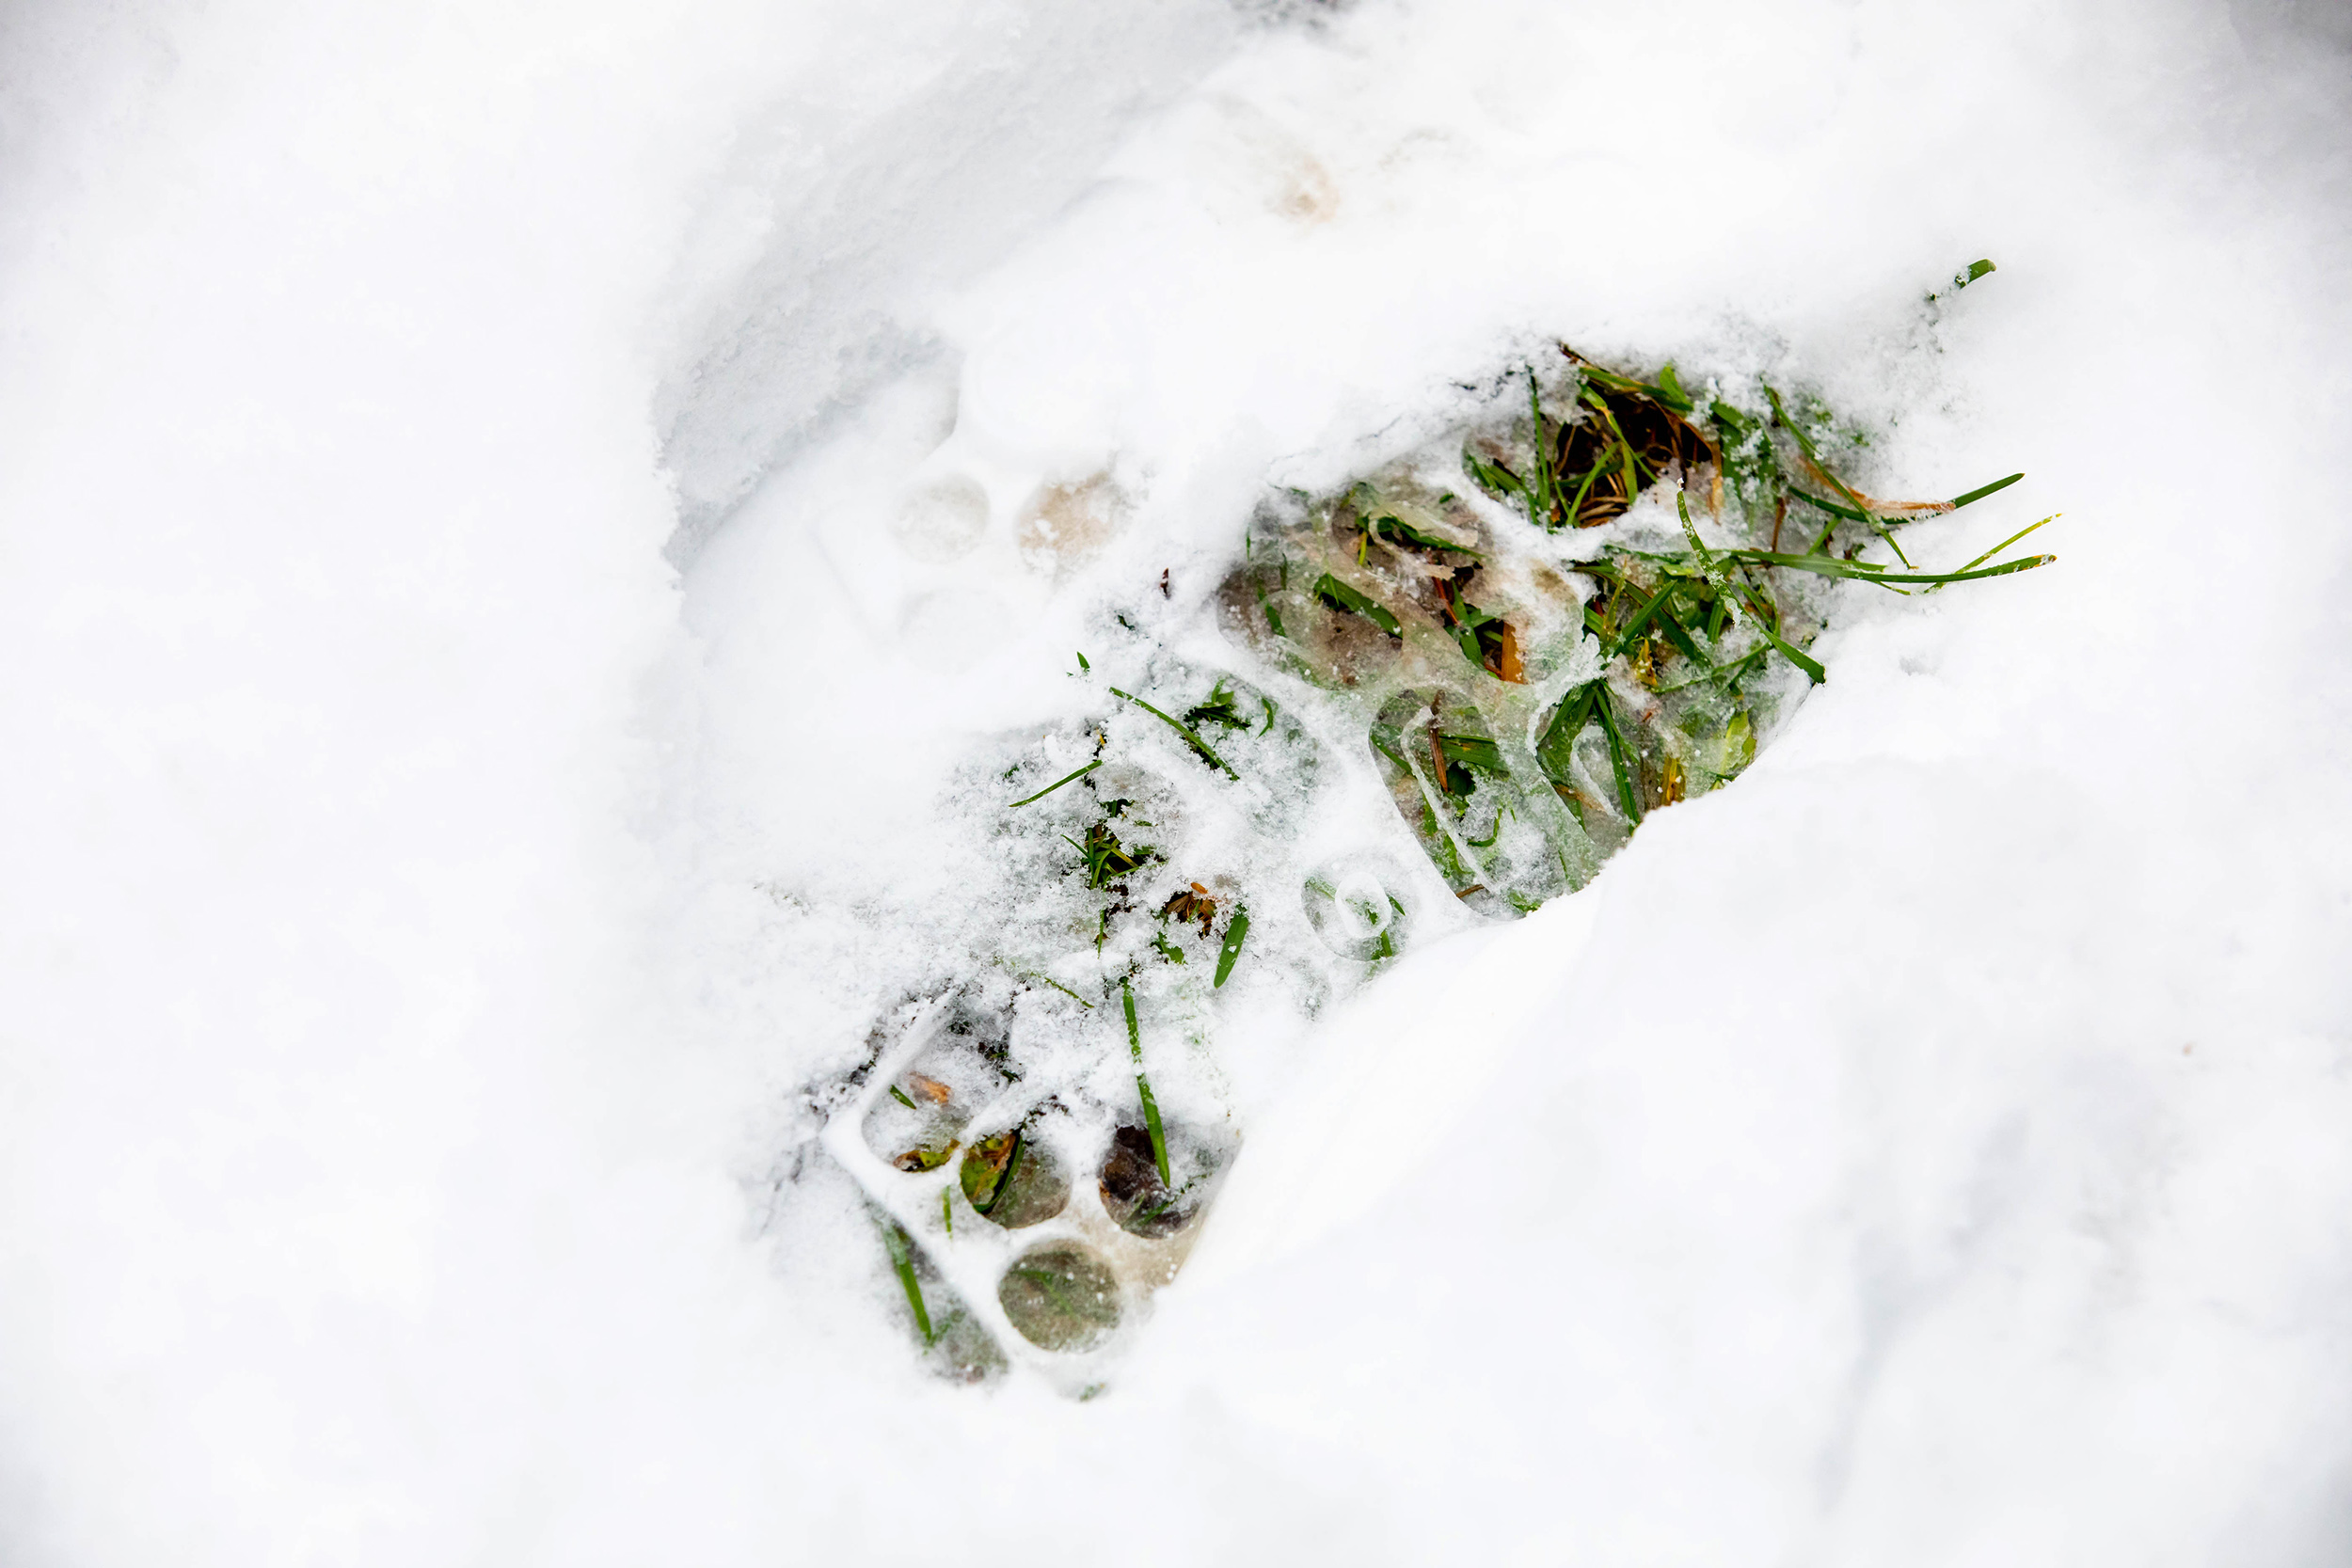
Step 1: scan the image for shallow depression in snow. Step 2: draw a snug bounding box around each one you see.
[2,0,2350,1563]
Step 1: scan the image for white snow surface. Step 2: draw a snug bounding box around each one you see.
[4,0,2351,1562]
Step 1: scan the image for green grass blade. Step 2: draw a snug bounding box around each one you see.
[1121,980,1171,1185]
[1253,573,1288,639]
[1951,515,2054,575]
[1110,688,1239,778]
[1447,605,1485,668]
[1656,642,1772,693]
[1527,368,1557,528]
[1648,596,1707,665]
[1787,487,1873,523]
[1563,453,1605,529]
[1726,548,2054,585]
[1438,732,1508,777]
[1605,579,1678,659]
[1927,515,2058,594]
[1735,591,1826,683]
[1008,757,1102,807]
[1537,682,1602,786]
[996,961,1094,1008]
[1655,362,1693,413]
[1949,472,2023,510]
[1136,1074,1169,1186]
[1580,362,1692,415]
[1757,619,1827,684]
[1464,449,1526,500]
[1591,688,1645,824]
[1764,385,1912,567]
[880,1223,933,1344]
[1214,909,1250,989]
[1309,572,1403,638]
[1370,511,1483,561]
[1676,491,1741,607]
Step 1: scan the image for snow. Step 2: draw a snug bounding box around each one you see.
[2,0,2349,1563]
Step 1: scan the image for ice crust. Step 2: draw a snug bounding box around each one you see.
[3,0,2350,1564]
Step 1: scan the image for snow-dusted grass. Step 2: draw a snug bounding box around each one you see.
[1,0,2347,1563]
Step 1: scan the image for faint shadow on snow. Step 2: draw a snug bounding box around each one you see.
[651,0,1253,567]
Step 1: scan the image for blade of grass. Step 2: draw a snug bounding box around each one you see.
[1527,368,1559,528]
[1648,596,1707,664]
[1949,514,2055,575]
[1121,980,1171,1185]
[1131,1174,1200,1230]
[1589,686,1645,824]
[1605,579,1681,660]
[1214,909,1250,989]
[1724,548,2055,585]
[1787,486,1873,524]
[888,1085,914,1109]
[994,960,1095,1008]
[1008,757,1102,808]
[1580,388,1647,483]
[1438,732,1509,777]
[1368,511,1484,560]
[1444,592,1486,668]
[1464,449,1527,502]
[1949,472,2023,510]
[1657,641,1772,694]
[1537,683,1601,789]
[1926,515,2058,594]
[1575,359,1695,416]
[880,1223,933,1345]
[1259,590,1286,638]
[1794,480,2011,526]
[942,1188,952,1236]
[1109,688,1239,779]
[1653,362,1694,413]
[1731,583,1827,684]
[1765,385,1912,567]
[1676,492,1742,609]
[1309,572,1403,638]
[1564,452,1607,528]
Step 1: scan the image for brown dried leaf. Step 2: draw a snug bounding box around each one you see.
[1159,883,1218,937]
